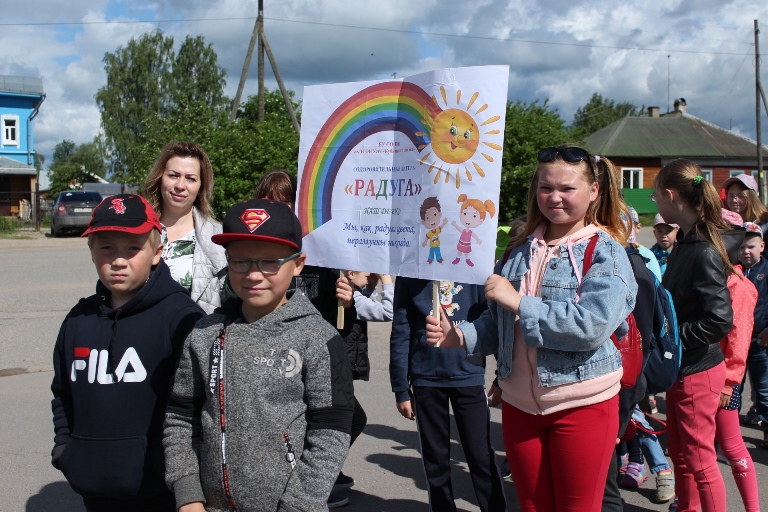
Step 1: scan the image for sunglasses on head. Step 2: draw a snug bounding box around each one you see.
[537,146,593,165]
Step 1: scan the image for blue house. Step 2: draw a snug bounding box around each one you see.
[0,75,45,217]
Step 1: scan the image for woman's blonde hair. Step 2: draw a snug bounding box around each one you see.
[509,144,629,248]
[142,141,215,218]
[655,158,734,275]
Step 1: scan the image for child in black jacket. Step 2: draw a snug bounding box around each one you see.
[50,195,204,511]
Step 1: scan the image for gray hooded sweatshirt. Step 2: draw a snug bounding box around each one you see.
[164,291,354,512]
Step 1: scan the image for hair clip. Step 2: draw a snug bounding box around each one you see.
[692,175,703,187]
[594,155,601,164]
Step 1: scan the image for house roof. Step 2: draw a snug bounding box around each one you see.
[0,156,36,176]
[0,75,44,96]
[584,112,768,160]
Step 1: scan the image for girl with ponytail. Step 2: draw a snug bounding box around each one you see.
[426,144,637,511]
[653,158,733,511]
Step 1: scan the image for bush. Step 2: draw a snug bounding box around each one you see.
[0,217,17,232]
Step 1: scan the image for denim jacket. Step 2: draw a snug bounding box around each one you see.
[460,229,637,387]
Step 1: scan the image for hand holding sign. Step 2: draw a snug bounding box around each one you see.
[425,307,464,348]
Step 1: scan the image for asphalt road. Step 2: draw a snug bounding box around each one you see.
[1,231,766,511]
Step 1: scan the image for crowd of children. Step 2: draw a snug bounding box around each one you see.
[50,140,768,512]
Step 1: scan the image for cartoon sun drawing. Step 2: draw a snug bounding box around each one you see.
[417,86,503,189]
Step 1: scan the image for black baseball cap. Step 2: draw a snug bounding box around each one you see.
[211,198,303,250]
[82,194,162,237]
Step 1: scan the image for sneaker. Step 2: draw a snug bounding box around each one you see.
[333,471,355,491]
[655,469,675,503]
[620,461,648,488]
[499,458,512,481]
[648,395,658,414]
[327,492,349,508]
[618,452,629,475]
[741,406,763,427]
[668,497,678,512]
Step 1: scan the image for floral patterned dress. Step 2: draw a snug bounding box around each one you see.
[161,226,196,291]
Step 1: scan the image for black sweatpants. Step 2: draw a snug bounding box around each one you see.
[350,395,367,446]
[412,385,506,512]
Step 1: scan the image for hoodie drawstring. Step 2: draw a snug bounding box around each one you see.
[527,235,593,304]
[107,309,122,380]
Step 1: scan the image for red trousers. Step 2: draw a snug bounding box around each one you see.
[502,395,618,512]
[666,361,727,512]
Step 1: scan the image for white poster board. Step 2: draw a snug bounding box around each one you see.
[297,65,509,285]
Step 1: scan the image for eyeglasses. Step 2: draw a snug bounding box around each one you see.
[726,192,747,201]
[227,253,301,275]
[537,146,596,176]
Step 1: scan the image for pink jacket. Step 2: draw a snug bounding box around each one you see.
[720,264,757,396]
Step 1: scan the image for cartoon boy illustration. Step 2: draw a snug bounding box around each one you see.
[420,197,449,264]
[451,194,496,267]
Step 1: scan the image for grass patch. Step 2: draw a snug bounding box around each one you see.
[638,213,656,228]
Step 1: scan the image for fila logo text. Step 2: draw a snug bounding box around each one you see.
[71,347,147,384]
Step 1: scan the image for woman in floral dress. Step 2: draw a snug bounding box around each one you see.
[142,141,227,314]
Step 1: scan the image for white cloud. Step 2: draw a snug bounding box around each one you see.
[2,0,767,166]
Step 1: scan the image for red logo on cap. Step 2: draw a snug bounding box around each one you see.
[109,198,126,214]
[241,209,270,232]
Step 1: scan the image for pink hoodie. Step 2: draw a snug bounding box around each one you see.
[499,223,623,415]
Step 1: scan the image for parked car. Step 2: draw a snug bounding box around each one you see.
[50,191,103,237]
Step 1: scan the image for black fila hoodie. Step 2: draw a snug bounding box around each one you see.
[51,259,204,501]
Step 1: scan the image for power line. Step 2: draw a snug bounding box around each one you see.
[0,15,755,57]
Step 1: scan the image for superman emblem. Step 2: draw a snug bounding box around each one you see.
[241,209,270,232]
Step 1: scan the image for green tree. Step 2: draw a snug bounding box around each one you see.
[498,99,572,222]
[47,139,108,196]
[571,92,644,139]
[237,89,301,127]
[95,29,227,183]
[171,35,227,110]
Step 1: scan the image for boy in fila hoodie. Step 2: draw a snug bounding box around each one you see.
[163,198,355,512]
[50,194,205,512]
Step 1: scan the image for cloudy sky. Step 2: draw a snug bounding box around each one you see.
[3,0,767,174]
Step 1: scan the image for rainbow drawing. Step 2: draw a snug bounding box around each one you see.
[299,81,442,236]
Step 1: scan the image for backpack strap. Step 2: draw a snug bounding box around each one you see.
[498,245,514,271]
[581,235,600,275]
[632,411,667,435]
[574,235,601,303]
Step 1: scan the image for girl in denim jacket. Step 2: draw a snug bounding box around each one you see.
[427,145,637,512]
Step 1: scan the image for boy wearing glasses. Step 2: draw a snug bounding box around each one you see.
[164,198,355,512]
[51,195,205,511]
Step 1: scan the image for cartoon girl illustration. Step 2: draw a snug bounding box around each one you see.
[451,194,495,267]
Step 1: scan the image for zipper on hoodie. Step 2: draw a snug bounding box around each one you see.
[528,245,552,414]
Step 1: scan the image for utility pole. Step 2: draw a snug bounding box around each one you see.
[229,7,261,123]
[667,55,670,113]
[257,0,265,122]
[757,20,765,204]
[228,0,300,133]
[260,23,301,133]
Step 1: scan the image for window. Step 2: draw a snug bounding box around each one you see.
[1,115,20,147]
[729,169,747,178]
[700,169,713,182]
[621,168,643,189]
